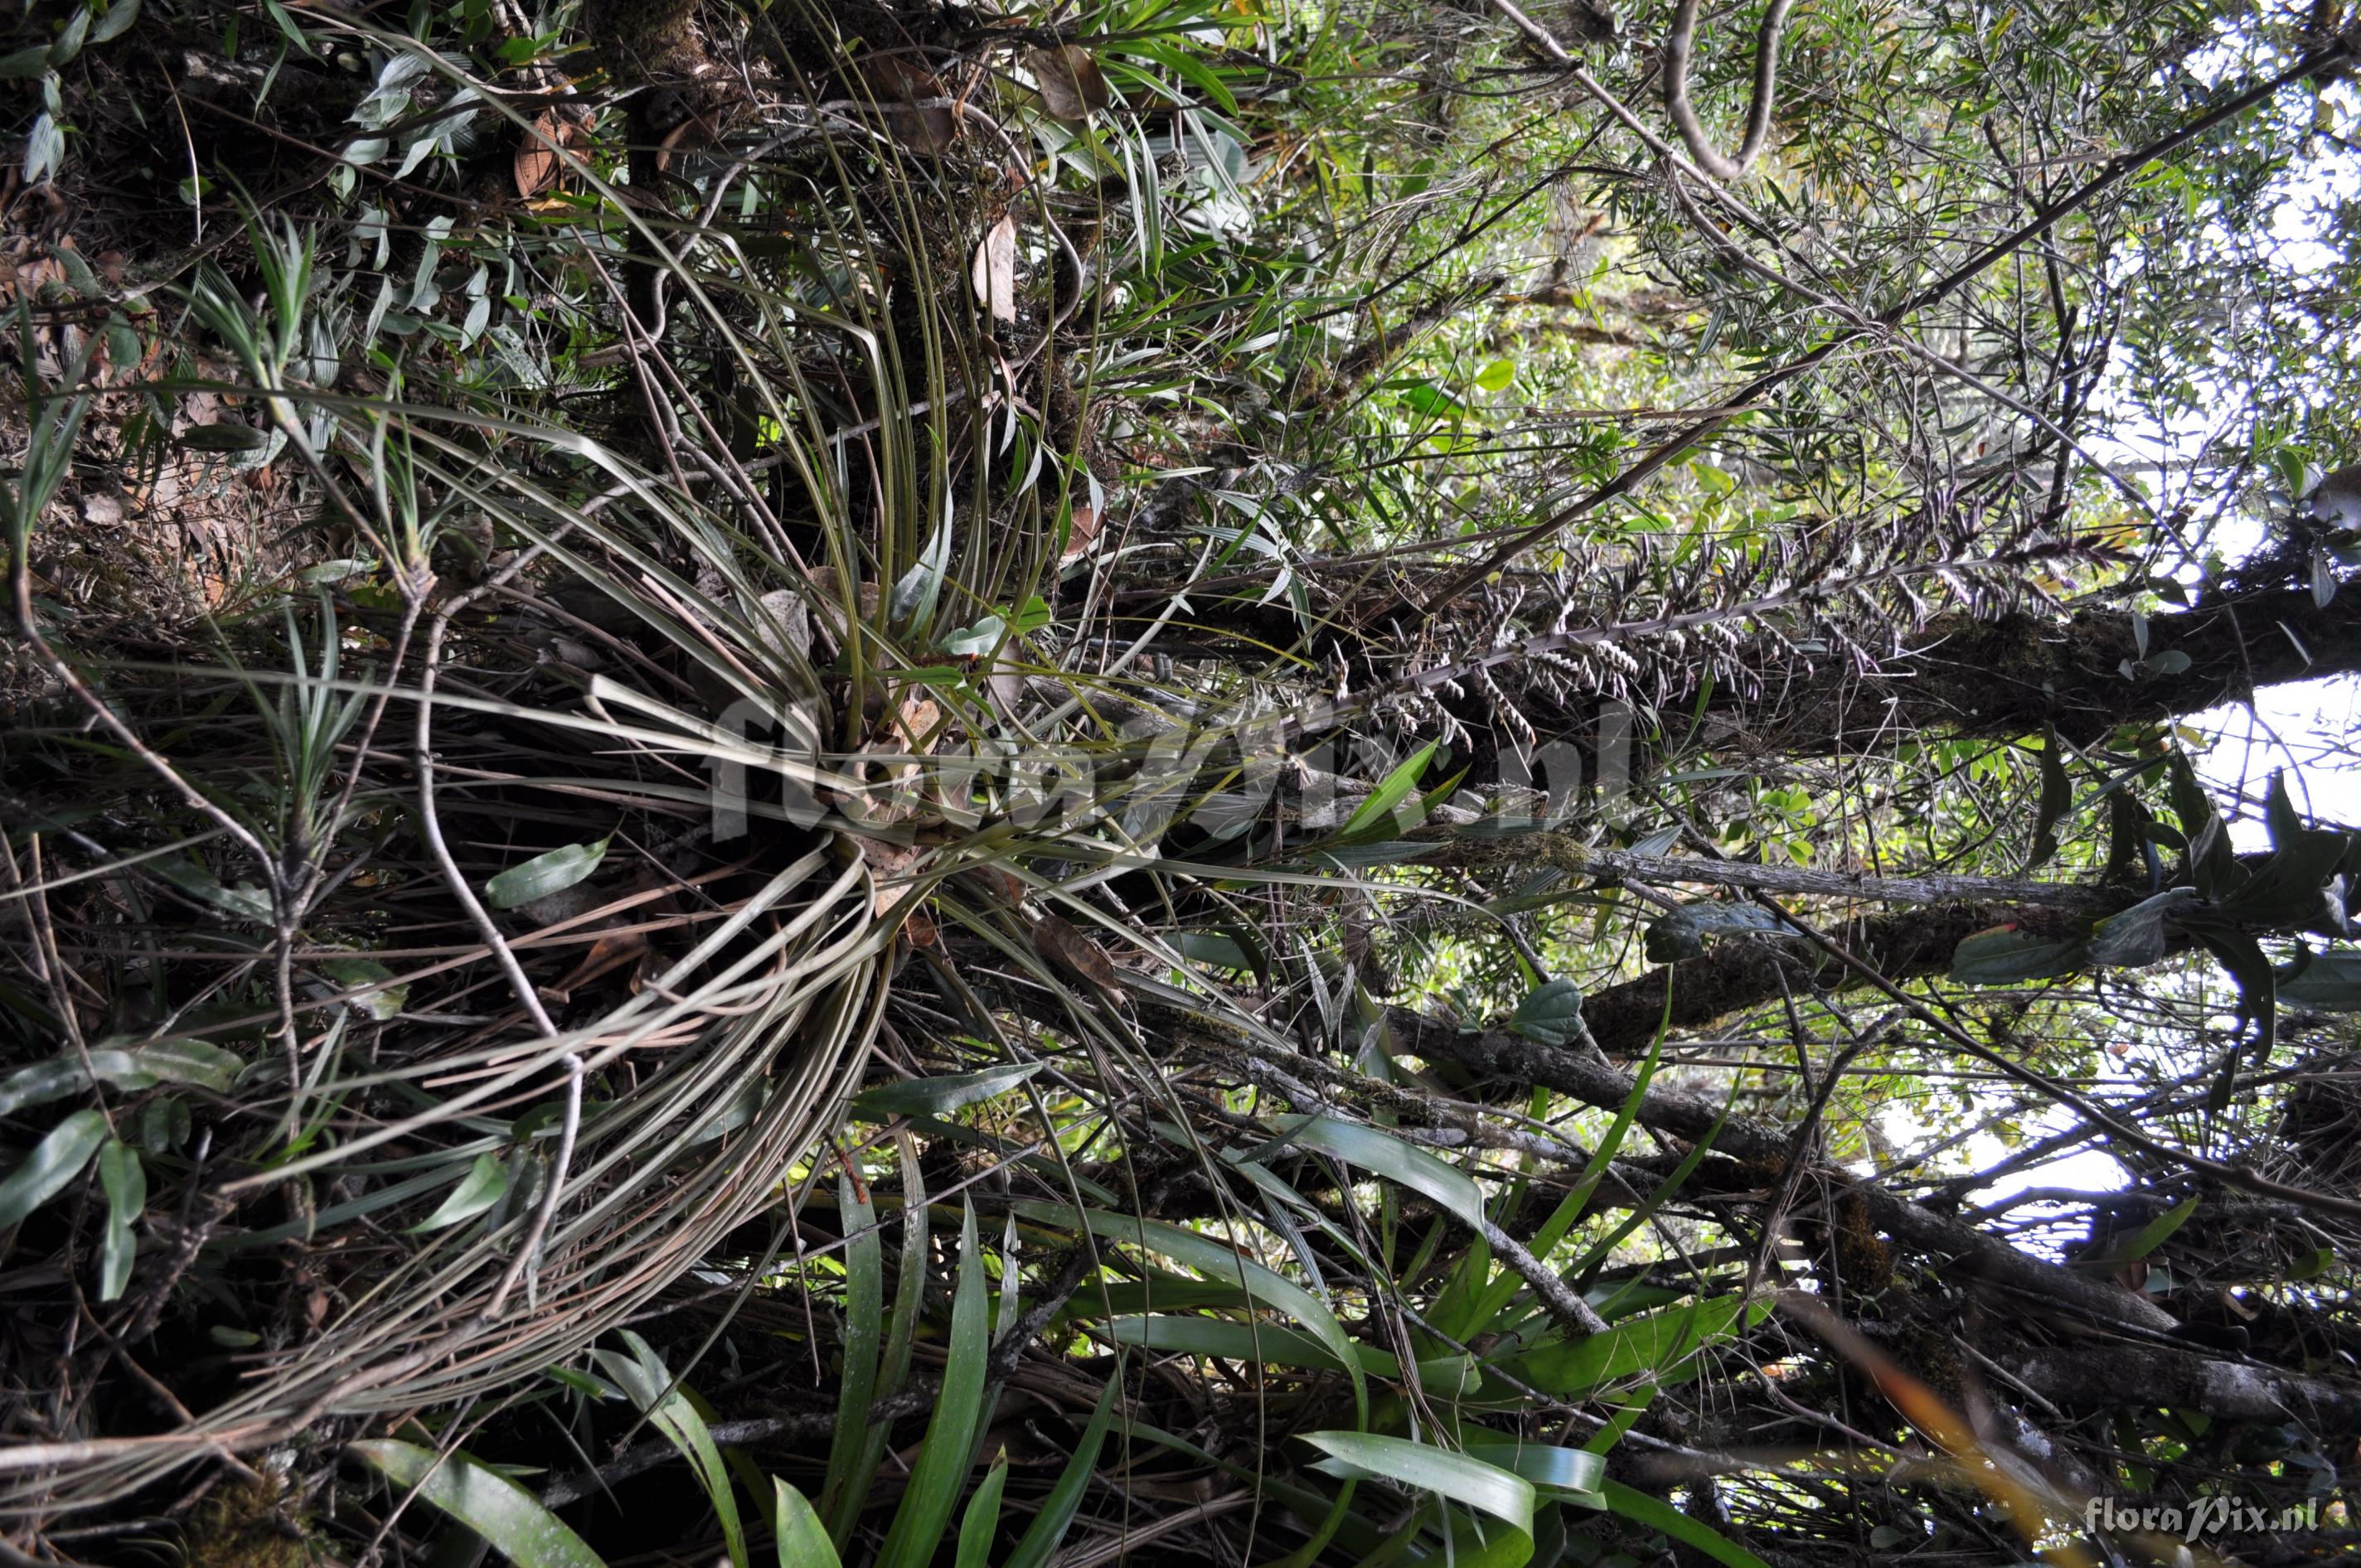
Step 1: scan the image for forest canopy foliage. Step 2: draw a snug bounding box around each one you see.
[1,0,2359,1563]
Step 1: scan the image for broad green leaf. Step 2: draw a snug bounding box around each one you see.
[594,1331,746,1568]
[875,1201,991,1568]
[1467,1008,1675,1333]
[151,855,271,921]
[1051,1275,1248,1318]
[1462,1442,1606,1503]
[831,1145,927,1546]
[1505,1297,1750,1398]
[486,837,610,911]
[1102,1315,1480,1391]
[851,1062,1043,1119]
[1509,979,1588,1047]
[353,1440,605,1568]
[1013,1203,1365,1418]
[1950,927,2086,985]
[90,0,143,44]
[2265,770,2305,851]
[940,615,1005,656]
[96,1138,145,1302]
[2166,753,2241,898]
[408,1152,509,1233]
[1015,1201,1365,1568]
[2189,927,2276,1108]
[1599,1480,1771,1568]
[1105,1314,1375,1375]
[318,956,409,1021]
[0,1110,108,1230]
[890,515,954,636]
[2215,826,2354,930]
[2279,947,2361,1009]
[1006,595,1053,637]
[1303,1433,1535,1568]
[177,422,270,452]
[0,1038,242,1117]
[775,1479,842,1568]
[1340,741,1437,839]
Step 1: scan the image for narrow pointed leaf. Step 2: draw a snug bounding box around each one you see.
[775,1479,843,1568]
[352,1440,606,1568]
[875,1201,991,1568]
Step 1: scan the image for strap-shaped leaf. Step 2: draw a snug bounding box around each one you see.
[1600,1478,1772,1568]
[1001,1373,1120,1568]
[592,1331,746,1568]
[2025,725,2073,871]
[353,1440,605,1568]
[1303,1433,1535,1568]
[874,1201,991,1568]
[1271,1115,1486,1232]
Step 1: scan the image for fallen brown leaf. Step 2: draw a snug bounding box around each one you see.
[1033,912,1120,993]
[972,214,1017,324]
[513,110,568,199]
[1060,503,1099,564]
[1026,45,1110,123]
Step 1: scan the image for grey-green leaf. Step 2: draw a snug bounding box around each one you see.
[2026,727,2072,871]
[318,956,409,1021]
[487,837,610,911]
[96,1139,145,1301]
[593,1330,746,1568]
[90,0,143,45]
[1510,978,1587,1047]
[1950,927,2086,985]
[851,1062,1043,1119]
[1302,1432,1535,1554]
[1001,1374,1120,1568]
[2087,887,2197,967]
[2280,947,2361,1010]
[0,1110,109,1230]
[0,1038,242,1117]
[408,1152,509,1233]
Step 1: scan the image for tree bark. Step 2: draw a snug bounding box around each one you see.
[1750,582,2361,748]
[1567,900,2076,1057]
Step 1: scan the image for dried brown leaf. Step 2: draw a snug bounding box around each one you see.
[513,111,565,199]
[1026,45,1110,123]
[1060,503,1099,564]
[1033,912,1120,992]
[972,214,1017,324]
